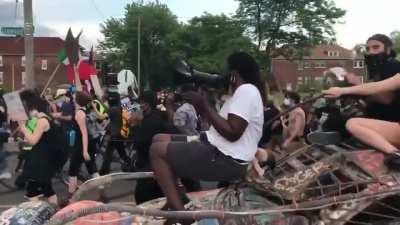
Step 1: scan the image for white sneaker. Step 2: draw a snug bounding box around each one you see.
[0,171,12,180]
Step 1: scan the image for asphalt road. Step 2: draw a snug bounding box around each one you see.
[0,142,137,212]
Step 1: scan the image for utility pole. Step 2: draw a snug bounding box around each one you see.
[24,0,35,89]
[137,16,141,95]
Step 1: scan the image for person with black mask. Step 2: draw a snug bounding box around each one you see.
[133,90,167,204]
[360,34,400,121]
[99,91,131,175]
[323,73,400,170]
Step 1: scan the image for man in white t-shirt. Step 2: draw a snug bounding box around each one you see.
[149,52,265,224]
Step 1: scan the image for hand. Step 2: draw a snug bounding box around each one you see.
[345,73,361,85]
[181,91,208,114]
[83,151,91,161]
[322,87,345,98]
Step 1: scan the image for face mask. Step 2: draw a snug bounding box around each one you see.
[283,98,292,107]
[365,52,389,81]
[29,110,39,119]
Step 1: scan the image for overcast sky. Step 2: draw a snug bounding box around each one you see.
[1,0,399,49]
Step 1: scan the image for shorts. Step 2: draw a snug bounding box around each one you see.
[166,133,248,182]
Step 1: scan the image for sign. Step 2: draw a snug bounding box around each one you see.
[90,75,103,99]
[1,27,24,36]
[117,69,138,97]
[3,91,28,121]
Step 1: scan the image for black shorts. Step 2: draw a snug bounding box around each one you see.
[166,134,248,182]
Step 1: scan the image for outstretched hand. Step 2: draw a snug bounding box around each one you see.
[322,87,345,98]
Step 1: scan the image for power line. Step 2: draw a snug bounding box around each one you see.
[89,0,106,20]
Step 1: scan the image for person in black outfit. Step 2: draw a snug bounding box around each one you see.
[133,90,167,204]
[99,91,131,175]
[68,91,99,195]
[361,34,400,122]
[18,90,61,204]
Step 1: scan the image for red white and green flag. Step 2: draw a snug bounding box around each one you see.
[57,49,70,66]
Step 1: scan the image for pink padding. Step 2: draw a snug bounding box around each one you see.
[53,200,121,225]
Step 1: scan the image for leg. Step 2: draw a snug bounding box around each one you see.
[114,140,130,163]
[26,180,42,201]
[68,149,83,193]
[99,141,115,175]
[42,181,57,205]
[150,141,184,210]
[346,118,400,154]
[85,138,99,176]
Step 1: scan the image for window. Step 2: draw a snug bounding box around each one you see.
[315,76,324,82]
[315,60,327,68]
[0,56,3,67]
[353,60,364,68]
[328,51,340,57]
[286,83,293,91]
[41,59,48,71]
[297,61,304,70]
[338,60,346,67]
[21,56,25,67]
[304,61,311,68]
[0,72,3,85]
[22,71,26,85]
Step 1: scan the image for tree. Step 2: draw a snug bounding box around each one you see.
[391,31,400,59]
[236,0,346,69]
[174,13,258,73]
[99,1,180,89]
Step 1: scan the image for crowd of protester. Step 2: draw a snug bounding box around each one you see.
[0,33,399,225]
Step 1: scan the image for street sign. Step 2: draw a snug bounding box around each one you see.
[1,27,24,36]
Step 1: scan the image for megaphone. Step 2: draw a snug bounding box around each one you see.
[175,60,229,89]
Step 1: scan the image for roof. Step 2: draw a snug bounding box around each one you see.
[273,44,362,60]
[0,37,65,55]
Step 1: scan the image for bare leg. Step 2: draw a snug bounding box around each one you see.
[150,141,184,210]
[346,118,400,154]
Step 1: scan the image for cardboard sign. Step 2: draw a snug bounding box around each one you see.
[90,75,103,99]
[3,91,28,121]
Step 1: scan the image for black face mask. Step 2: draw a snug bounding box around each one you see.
[364,52,390,81]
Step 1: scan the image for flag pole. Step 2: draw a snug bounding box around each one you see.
[40,63,61,97]
[74,64,83,91]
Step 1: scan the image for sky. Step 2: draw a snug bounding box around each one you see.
[1,0,400,49]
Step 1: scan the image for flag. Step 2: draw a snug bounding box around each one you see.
[67,59,97,82]
[57,49,69,65]
[88,46,94,65]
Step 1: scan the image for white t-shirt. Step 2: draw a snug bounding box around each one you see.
[206,84,264,162]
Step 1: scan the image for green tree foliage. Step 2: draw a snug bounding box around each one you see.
[236,0,346,69]
[174,13,257,73]
[391,31,400,59]
[99,1,180,90]
[99,2,257,89]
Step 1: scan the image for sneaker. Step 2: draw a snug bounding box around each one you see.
[307,131,342,146]
[384,152,400,171]
[0,171,11,180]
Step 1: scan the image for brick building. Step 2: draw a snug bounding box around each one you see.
[271,44,366,91]
[0,36,69,92]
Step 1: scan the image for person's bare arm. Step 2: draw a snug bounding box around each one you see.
[324,74,400,98]
[19,118,49,145]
